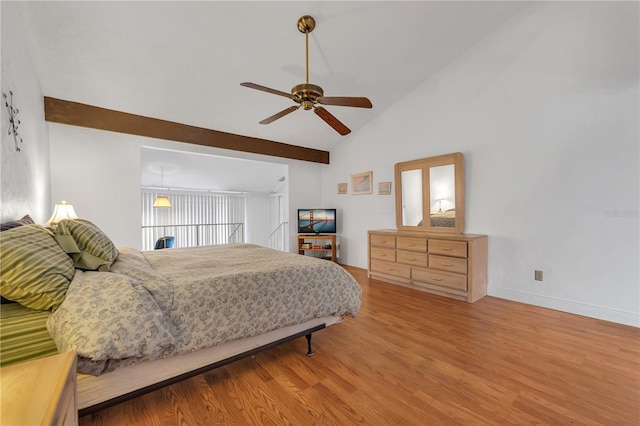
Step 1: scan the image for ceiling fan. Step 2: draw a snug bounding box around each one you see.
[241,15,372,136]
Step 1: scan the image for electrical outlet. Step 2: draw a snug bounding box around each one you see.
[534,270,543,281]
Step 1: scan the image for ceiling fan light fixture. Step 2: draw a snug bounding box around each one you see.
[292,83,323,110]
[240,15,372,135]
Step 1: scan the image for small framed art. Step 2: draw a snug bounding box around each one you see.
[378,181,392,195]
[337,182,347,194]
[351,171,373,195]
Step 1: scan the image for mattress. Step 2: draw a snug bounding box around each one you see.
[0,303,58,367]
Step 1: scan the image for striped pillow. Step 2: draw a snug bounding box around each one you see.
[0,224,75,310]
[0,214,35,231]
[52,219,119,272]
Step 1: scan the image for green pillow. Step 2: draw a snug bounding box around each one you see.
[52,219,119,271]
[0,224,75,310]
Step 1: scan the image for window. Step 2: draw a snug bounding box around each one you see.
[141,191,245,250]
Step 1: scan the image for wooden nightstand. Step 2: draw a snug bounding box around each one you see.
[1,351,77,425]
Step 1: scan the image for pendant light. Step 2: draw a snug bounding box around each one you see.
[153,168,172,208]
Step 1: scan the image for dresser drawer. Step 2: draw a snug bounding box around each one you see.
[370,234,396,248]
[370,260,411,279]
[412,268,467,291]
[397,250,428,267]
[397,237,427,252]
[371,246,396,262]
[428,239,467,258]
[428,254,467,274]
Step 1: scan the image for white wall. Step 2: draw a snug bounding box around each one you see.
[245,194,269,246]
[48,123,323,250]
[0,2,51,223]
[49,124,141,246]
[322,2,639,326]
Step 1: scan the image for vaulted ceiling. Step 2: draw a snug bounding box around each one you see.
[16,1,529,191]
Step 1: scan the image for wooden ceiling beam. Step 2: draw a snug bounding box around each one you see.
[43,97,330,164]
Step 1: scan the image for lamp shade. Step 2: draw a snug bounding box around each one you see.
[46,201,79,225]
[153,195,172,208]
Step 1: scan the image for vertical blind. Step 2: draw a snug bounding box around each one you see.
[141,191,245,250]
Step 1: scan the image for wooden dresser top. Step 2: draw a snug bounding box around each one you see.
[368,229,487,241]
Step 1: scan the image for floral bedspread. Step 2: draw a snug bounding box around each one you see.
[47,244,362,375]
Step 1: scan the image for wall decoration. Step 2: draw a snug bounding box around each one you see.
[3,91,23,152]
[351,171,373,195]
[378,182,392,195]
[337,182,347,194]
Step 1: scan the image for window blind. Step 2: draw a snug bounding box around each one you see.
[141,191,245,250]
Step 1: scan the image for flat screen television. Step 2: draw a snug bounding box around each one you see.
[297,209,337,234]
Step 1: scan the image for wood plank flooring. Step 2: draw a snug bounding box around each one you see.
[80,266,640,425]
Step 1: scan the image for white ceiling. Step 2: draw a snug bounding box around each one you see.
[17,1,529,192]
[141,146,288,193]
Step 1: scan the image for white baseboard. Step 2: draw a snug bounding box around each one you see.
[488,286,639,328]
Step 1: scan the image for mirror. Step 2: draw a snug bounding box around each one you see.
[429,165,455,227]
[401,169,423,227]
[394,152,464,233]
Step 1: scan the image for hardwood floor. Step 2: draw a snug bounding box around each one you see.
[80,265,639,425]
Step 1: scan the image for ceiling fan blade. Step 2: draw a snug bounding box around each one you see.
[240,82,296,100]
[318,96,372,108]
[259,105,300,124]
[314,107,351,135]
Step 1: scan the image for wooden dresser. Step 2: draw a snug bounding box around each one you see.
[368,229,487,303]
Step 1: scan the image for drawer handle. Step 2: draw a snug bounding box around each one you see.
[407,257,416,261]
[441,248,452,251]
[433,277,443,281]
[384,268,394,272]
[380,253,386,257]
[380,240,386,243]
[443,263,453,267]
[408,243,416,247]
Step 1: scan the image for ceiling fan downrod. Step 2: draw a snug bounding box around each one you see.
[297,15,315,84]
[294,15,321,110]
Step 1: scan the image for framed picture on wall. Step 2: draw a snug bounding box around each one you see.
[337,182,347,194]
[378,181,392,195]
[351,171,373,195]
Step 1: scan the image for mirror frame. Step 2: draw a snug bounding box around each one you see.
[394,152,465,234]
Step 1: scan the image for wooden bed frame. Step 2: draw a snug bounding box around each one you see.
[77,315,342,416]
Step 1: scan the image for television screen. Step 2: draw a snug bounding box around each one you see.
[298,209,337,234]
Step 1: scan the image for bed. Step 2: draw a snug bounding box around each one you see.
[429,209,456,227]
[0,217,362,415]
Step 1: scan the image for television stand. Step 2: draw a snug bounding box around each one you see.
[297,235,337,262]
